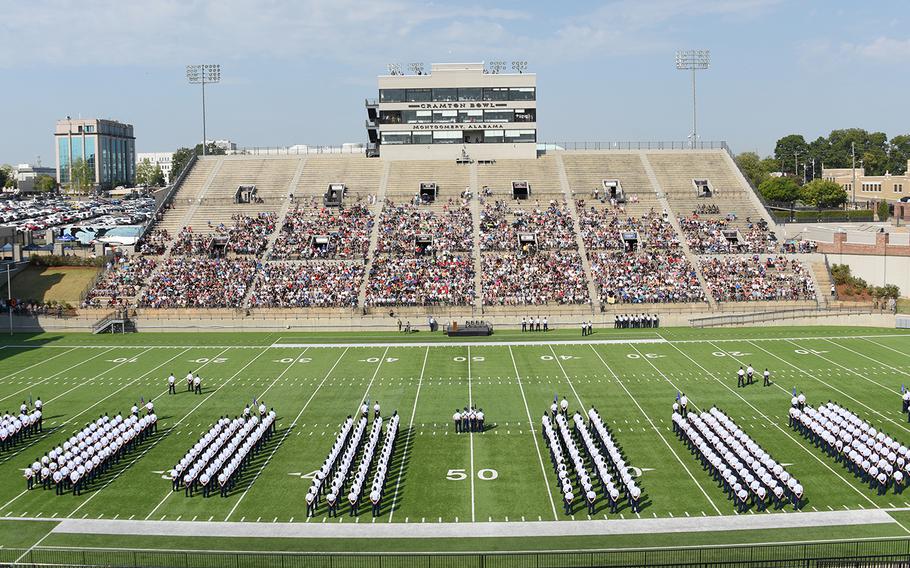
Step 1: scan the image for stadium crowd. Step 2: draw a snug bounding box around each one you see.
[592,251,704,304]
[136,229,171,255]
[700,256,815,302]
[678,215,776,254]
[365,253,475,306]
[271,201,372,260]
[248,262,364,308]
[577,202,678,251]
[138,258,258,308]
[480,200,576,251]
[482,252,589,306]
[377,199,473,254]
[83,255,157,307]
[172,213,276,257]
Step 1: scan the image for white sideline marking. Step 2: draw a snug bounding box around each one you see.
[46,508,897,539]
[270,339,667,348]
[388,347,429,522]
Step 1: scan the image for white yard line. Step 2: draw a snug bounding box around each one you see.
[13,528,54,565]
[224,346,367,521]
[65,346,249,519]
[388,347,429,522]
[0,347,186,467]
[144,347,310,520]
[861,337,910,360]
[756,340,910,438]
[0,347,117,405]
[467,346,475,523]
[508,346,559,521]
[586,344,723,516]
[675,340,886,515]
[823,338,910,380]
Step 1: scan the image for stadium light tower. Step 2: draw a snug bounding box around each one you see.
[675,50,710,148]
[408,62,425,75]
[511,60,528,73]
[186,64,221,155]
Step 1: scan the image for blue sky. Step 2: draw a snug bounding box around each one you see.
[2,0,908,165]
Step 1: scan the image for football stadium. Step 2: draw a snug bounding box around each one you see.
[4,5,910,565]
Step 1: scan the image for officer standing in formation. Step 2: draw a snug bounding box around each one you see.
[168,373,176,394]
[560,396,569,416]
[903,388,910,413]
[193,374,202,394]
[746,364,755,385]
[763,368,772,387]
[581,321,593,336]
[614,314,659,328]
[453,409,462,433]
[737,366,746,388]
[186,371,194,391]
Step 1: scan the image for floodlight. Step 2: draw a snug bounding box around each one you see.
[489,60,506,74]
[675,50,710,147]
[511,61,528,73]
[408,62,425,75]
[186,64,222,155]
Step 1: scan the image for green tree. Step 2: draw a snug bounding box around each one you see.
[774,134,808,176]
[735,152,773,188]
[194,142,226,156]
[69,158,94,193]
[826,128,889,174]
[170,147,195,181]
[135,158,154,186]
[758,176,801,202]
[800,179,847,209]
[35,174,57,192]
[877,200,890,222]
[888,134,910,175]
[151,164,166,187]
[0,165,12,189]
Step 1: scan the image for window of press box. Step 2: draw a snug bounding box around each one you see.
[458,110,483,123]
[380,89,406,103]
[381,132,411,145]
[504,129,536,143]
[380,111,402,124]
[483,88,510,101]
[514,109,536,122]
[432,110,458,123]
[406,89,431,102]
[484,109,513,122]
[458,88,482,101]
[412,132,433,145]
[433,131,462,143]
[509,87,536,101]
[484,130,505,143]
[400,110,432,124]
[432,88,458,102]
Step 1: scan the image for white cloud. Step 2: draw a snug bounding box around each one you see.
[843,36,910,62]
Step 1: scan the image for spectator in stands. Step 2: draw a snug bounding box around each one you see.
[700,256,815,302]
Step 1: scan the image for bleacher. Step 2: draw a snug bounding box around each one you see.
[86,150,827,315]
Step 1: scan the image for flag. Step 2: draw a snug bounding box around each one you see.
[140,396,145,405]
[554,394,558,404]
[28,394,32,406]
[903,384,906,394]
[676,391,681,402]
[792,387,797,397]
[253,398,258,407]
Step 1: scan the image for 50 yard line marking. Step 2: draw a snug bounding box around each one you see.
[467,346,476,523]
[388,346,429,522]
[508,346,559,520]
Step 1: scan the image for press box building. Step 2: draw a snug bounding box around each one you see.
[366,62,537,161]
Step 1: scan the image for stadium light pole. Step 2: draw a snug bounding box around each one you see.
[675,50,710,148]
[186,64,221,156]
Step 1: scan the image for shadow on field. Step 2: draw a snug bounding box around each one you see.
[218,425,287,498]
[74,427,163,495]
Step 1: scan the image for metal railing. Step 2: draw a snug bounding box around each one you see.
[542,140,729,151]
[689,305,874,328]
[234,146,366,156]
[4,537,910,567]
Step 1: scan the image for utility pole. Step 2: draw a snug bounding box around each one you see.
[851,142,857,205]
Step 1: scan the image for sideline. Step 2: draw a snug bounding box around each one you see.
[45,508,896,539]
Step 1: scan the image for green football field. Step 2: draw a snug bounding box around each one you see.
[2,325,910,564]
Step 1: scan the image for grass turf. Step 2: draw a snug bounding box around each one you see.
[0,265,100,303]
[0,326,909,559]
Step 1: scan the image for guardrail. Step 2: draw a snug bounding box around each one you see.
[4,537,910,567]
[689,305,874,328]
[235,146,366,156]
[543,140,729,151]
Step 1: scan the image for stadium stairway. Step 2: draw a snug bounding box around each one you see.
[260,157,308,260]
[165,156,225,255]
[556,154,600,313]
[640,153,718,310]
[809,258,833,307]
[357,161,391,309]
[470,162,483,312]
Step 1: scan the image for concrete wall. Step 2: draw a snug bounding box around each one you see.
[824,252,910,293]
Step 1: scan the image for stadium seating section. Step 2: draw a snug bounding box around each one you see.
[85,151,824,312]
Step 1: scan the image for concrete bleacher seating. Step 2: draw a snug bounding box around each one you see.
[386,160,469,198]
[294,155,383,199]
[477,156,562,198]
[95,150,832,319]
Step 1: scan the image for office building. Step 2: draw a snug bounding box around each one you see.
[55,117,135,190]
